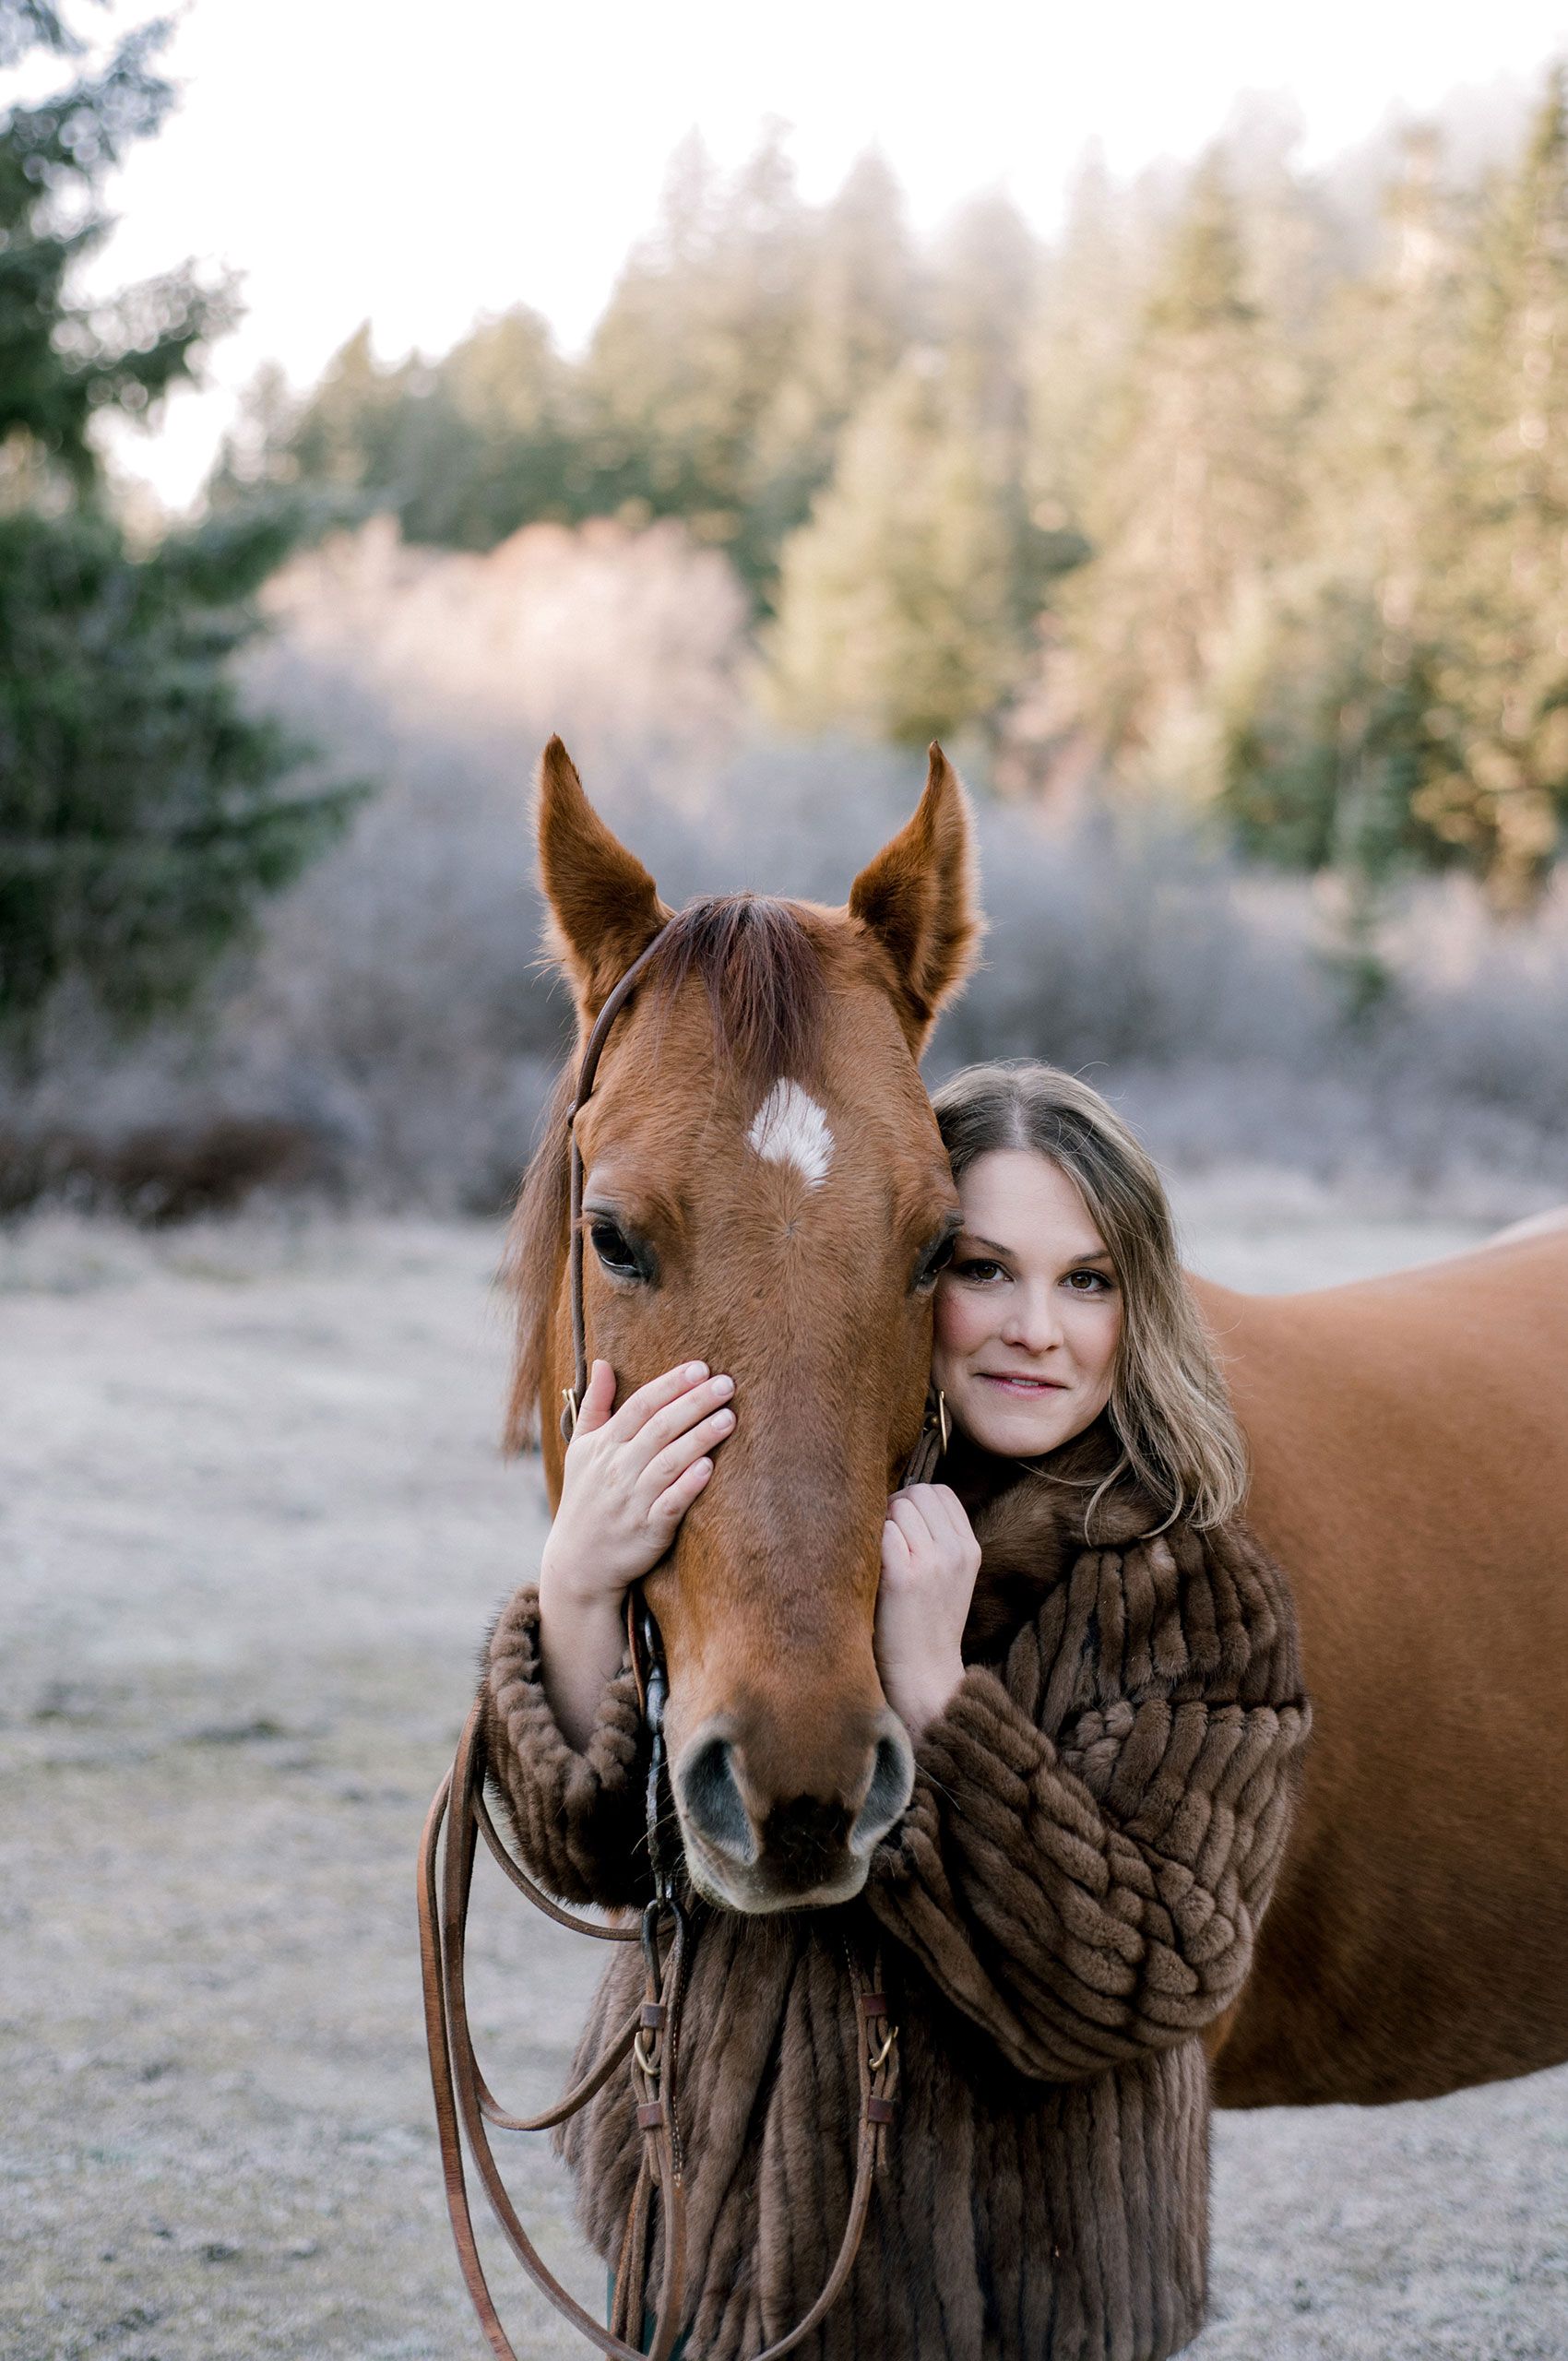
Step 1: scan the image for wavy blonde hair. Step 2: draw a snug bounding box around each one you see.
[930,1062,1247,1531]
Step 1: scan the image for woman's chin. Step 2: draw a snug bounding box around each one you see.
[956,1387,1086,1459]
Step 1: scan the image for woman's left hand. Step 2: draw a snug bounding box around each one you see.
[875,1483,981,1743]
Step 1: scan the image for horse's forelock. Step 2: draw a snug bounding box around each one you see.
[504,896,830,1449]
[642,896,827,1096]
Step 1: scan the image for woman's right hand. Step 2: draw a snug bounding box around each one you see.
[540,1357,737,1613]
[537,1358,735,1751]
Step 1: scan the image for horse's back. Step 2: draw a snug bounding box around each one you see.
[1191,1227,1568,2106]
[1195,1224,1568,1584]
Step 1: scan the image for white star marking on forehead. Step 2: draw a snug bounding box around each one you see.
[746,1080,834,1189]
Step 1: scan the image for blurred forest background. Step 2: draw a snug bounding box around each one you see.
[4,2,1567,1222]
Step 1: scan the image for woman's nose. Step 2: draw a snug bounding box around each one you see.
[1001,1287,1063,1353]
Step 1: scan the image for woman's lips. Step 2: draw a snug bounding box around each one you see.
[977,1373,1069,1394]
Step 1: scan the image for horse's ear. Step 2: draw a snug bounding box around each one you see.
[849,742,982,1052]
[535,736,672,1019]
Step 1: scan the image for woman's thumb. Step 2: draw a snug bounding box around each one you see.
[576,1357,616,1431]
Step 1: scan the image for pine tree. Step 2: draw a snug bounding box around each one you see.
[271,309,577,549]
[0,5,360,1047]
[0,3,228,488]
[762,359,1023,745]
[1215,83,1568,909]
[1056,154,1302,789]
[744,151,917,578]
[1211,129,1471,886]
[282,323,413,494]
[928,191,1039,459]
[1424,68,1568,904]
[1026,149,1147,532]
[581,125,813,593]
[0,504,360,1042]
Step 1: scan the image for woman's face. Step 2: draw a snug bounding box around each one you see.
[932,1148,1123,1458]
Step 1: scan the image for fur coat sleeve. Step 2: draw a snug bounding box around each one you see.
[867,1509,1311,2085]
[481,1584,654,1911]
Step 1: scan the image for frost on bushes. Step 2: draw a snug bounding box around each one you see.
[4,518,1566,1222]
[0,517,752,1216]
[251,515,751,789]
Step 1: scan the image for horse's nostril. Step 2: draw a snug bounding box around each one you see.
[677,1733,758,1867]
[677,1710,914,1895]
[850,1717,916,1857]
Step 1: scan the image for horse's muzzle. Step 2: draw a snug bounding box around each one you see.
[672,1710,915,1913]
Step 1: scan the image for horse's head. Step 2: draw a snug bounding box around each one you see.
[508,738,980,1912]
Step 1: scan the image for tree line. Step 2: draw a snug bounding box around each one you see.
[5,11,1566,1056]
[235,80,1568,913]
[0,2,361,1049]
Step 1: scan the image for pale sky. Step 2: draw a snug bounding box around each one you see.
[61,0,1568,508]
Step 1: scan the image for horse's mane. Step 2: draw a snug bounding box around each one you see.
[503,896,828,1449]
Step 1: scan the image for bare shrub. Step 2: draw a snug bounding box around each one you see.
[252,515,750,790]
[5,523,1564,1225]
[0,1117,331,1225]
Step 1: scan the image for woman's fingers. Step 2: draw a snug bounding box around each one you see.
[573,1357,618,1432]
[652,1453,713,1524]
[921,1483,978,1549]
[604,1358,710,1441]
[642,1406,735,1501]
[629,1372,735,1467]
[551,1361,732,1599]
[887,1485,979,1576]
[888,1493,936,1552]
[881,1515,914,1577]
[898,1483,975,1553]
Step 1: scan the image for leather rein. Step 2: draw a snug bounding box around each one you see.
[418,913,946,2359]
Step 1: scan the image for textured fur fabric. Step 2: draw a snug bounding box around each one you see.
[482,1442,1310,2361]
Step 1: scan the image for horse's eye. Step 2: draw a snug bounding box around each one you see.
[913,1229,957,1293]
[589,1220,644,1280]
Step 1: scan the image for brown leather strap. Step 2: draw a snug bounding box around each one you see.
[419,1708,657,2360]
[469,1768,641,1947]
[900,1386,950,1488]
[419,1702,898,2360]
[562,919,685,1440]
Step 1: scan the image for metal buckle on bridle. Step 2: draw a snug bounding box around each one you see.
[868,2020,898,2074]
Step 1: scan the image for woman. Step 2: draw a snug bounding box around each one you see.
[484,1062,1310,2361]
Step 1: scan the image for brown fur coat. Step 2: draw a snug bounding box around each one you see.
[482,1441,1310,2361]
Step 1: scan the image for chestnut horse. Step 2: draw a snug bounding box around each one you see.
[1196,1229,1568,2105]
[509,735,1568,2106]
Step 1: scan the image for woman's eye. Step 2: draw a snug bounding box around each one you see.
[589,1221,644,1279]
[951,1256,1004,1284]
[1064,1268,1114,1294]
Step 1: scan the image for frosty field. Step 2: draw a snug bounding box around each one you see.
[4,1192,1565,2361]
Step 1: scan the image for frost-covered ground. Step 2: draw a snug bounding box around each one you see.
[4,1190,1565,2361]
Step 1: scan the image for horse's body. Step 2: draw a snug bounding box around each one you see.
[1196,1228,1568,2105]
[517,734,1568,2110]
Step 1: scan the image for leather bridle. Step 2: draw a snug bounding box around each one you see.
[418,912,946,2359]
